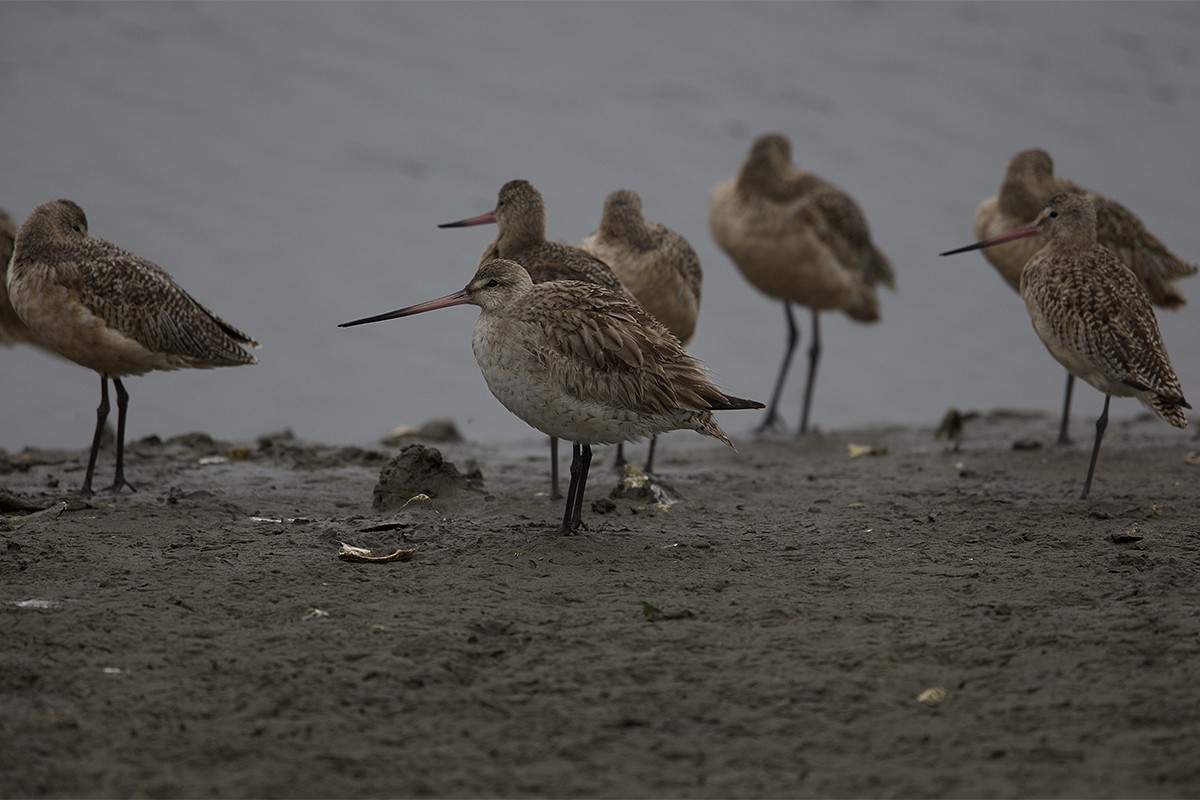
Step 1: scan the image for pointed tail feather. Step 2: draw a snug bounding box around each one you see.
[706,393,766,412]
[1148,392,1190,429]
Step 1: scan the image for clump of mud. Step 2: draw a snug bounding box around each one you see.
[373,444,483,510]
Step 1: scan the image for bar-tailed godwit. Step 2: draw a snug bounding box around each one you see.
[440,179,635,498]
[942,191,1189,499]
[972,148,1197,444]
[6,199,259,494]
[579,188,703,473]
[339,258,762,535]
[709,133,895,437]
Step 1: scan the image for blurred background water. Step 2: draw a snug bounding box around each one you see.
[3,1,1199,450]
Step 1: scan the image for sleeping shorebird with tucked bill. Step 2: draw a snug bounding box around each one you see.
[709,133,895,437]
[579,188,703,474]
[6,199,259,495]
[340,258,762,535]
[440,179,636,500]
[942,191,1189,499]
[971,148,1197,444]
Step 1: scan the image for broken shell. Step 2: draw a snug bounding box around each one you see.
[337,542,419,563]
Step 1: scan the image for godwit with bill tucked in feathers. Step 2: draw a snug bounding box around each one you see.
[972,148,1198,445]
[579,188,703,474]
[942,191,1189,499]
[439,179,637,499]
[6,199,259,495]
[709,133,895,437]
[0,208,33,346]
[339,258,762,535]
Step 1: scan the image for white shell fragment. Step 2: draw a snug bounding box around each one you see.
[337,542,419,564]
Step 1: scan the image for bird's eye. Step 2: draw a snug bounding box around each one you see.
[72,224,83,233]
[485,279,499,288]
[1048,211,1058,219]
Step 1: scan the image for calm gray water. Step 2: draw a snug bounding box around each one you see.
[3,2,1199,450]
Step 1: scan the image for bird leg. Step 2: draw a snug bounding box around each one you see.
[1080,394,1110,500]
[569,444,593,533]
[611,441,628,472]
[108,377,137,493]
[642,435,659,475]
[798,310,822,437]
[1056,373,1075,446]
[613,437,657,474]
[80,374,112,496]
[558,442,592,535]
[549,436,563,500]
[756,302,799,434]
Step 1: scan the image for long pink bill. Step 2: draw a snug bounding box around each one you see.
[437,209,497,229]
[939,221,1039,256]
[338,288,472,328]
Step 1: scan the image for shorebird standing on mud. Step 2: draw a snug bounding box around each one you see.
[339,258,762,535]
[579,188,703,474]
[440,179,636,499]
[942,191,1189,499]
[970,148,1197,444]
[709,133,895,437]
[6,199,259,495]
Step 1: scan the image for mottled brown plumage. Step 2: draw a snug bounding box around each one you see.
[440,179,632,298]
[972,149,1197,443]
[943,191,1189,499]
[579,189,703,473]
[7,199,258,494]
[580,189,702,344]
[440,179,637,497]
[340,259,762,534]
[976,149,1198,304]
[709,133,894,435]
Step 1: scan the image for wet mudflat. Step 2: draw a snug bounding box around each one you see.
[2,415,1199,798]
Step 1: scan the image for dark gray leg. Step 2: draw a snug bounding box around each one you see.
[549,436,563,500]
[81,374,111,496]
[757,302,799,434]
[1057,372,1075,446]
[612,441,628,471]
[1080,394,1110,500]
[108,377,136,493]
[568,444,593,533]
[558,442,591,535]
[643,435,658,474]
[798,310,821,437]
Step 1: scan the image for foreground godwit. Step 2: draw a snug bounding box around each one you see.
[0,209,32,346]
[7,199,259,494]
[942,191,1189,499]
[972,148,1198,444]
[579,188,703,473]
[440,179,635,498]
[709,133,895,436]
[339,258,762,535]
